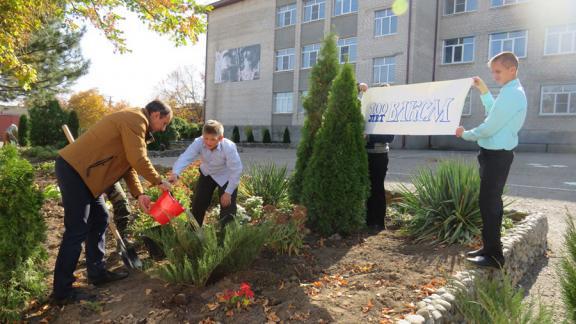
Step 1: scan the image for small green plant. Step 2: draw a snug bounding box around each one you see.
[34,160,55,176]
[282,127,291,144]
[21,146,59,161]
[400,160,492,245]
[262,128,271,143]
[243,196,264,220]
[244,127,255,143]
[560,212,576,323]
[43,184,61,200]
[264,205,307,256]
[454,273,553,324]
[232,126,241,143]
[239,162,290,207]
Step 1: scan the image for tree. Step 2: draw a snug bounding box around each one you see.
[155,65,205,123]
[0,21,89,104]
[283,127,291,144]
[67,89,110,132]
[290,33,339,203]
[262,129,272,143]
[302,64,369,236]
[232,126,241,143]
[68,110,80,138]
[245,127,255,143]
[17,115,30,147]
[1,1,210,90]
[29,99,69,147]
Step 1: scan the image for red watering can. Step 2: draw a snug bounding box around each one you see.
[149,191,185,225]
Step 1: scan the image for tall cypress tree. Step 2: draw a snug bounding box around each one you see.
[29,99,69,147]
[17,114,30,147]
[290,33,339,203]
[68,110,80,138]
[302,64,369,236]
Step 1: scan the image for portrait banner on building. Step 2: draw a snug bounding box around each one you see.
[215,44,261,83]
[361,78,474,135]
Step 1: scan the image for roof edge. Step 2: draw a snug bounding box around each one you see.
[211,0,244,9]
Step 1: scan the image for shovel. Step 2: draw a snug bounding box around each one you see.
[62,124,143,270]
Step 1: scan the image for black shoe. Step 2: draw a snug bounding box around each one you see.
[51,288,97,306]
[466,255,505,269]
[466,248,486,258]
[88,270,129,286]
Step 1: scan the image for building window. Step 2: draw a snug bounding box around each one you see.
[444,0,477,15]
[540,84,576,115]
[338,37,357,63]
[443,37,475,64]
[299,91,309,113]
[302,44,321,69]
[276,48,295,72]
[462,93,472,116]
[491,0,528,7]
[274,92,294,114]
[374,9,398,37]
[545,24,576,55]
[304,0,325,22]
[277,4,297,28]
[373,56,396,84]
[489,30,527,58]
[334,0,358,16]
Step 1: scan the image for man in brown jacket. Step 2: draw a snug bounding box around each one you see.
[52,100,172,305]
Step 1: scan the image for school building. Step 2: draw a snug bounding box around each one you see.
[205,0,576,152]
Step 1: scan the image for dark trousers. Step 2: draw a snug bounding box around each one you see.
[367,152,389,227]
[477,148,514,258]
[53,157,108,299]
[191,171,237,227]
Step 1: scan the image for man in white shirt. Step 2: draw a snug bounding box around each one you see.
[169,120,243,227]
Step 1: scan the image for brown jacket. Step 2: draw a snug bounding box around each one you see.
[59,108,163,198]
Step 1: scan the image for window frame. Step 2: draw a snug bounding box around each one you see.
[489,30,528,59]
[276,3,297,28]
[539,84,576,116]
[442,36,475,64]
[301,43,321,69]
[374,8,398,37]
[275,48,295,72]
[333,0,358,17]
[337,37,357,64]
[273,92,294,114]
[372,56,396,85]
[303,0,326,23]
[490,0,528,8]
[444,0,478,16]
[544,24,576,56]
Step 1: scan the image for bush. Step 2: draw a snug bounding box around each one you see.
[0,146,47,321]
[21,146,59,161]
[262,128,272,143]
[68,110,80,138]
[152,219,270,287]
[18,115,30,146]
[455,273,553,323]
[561,212,576,323]
[148,121,177,151]
[283,127,291,144]
[265,205,307,256]
[232,126,240,143]
[399,160,485,245]
[244,127,255,143]
[302,64,369,237]
[170,117,201,140]
[29,99,68,148]
[239,162,290,207]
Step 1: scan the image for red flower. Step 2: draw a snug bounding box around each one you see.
[239,282,254,299]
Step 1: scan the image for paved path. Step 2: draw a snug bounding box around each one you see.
[152,148,576,320]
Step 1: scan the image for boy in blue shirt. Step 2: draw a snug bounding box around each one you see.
[456,52,527,269]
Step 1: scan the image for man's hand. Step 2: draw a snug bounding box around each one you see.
[220,193,232,208]
[456,126,465,138]
[138,194,152,213]
[472,76,489,95]
[158,180,171,192]
[168,174,178,184]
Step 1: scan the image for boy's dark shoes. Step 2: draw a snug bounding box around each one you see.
[466,255,505,269]
[88,269,129,286]
[50,288,97,306]
[466,247,486,258]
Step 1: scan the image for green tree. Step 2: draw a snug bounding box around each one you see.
[0,0,211,90]
[245,127,255,143]
[561,213,576,323]
[29,99,69,147]
[262,128,272,143]
[290,33,339,203]
[17,114,30,146]
[0,21,89,104]
[232,126,240,143]
[283,127,291,144]
[67,110,80,138]
[302,64,369,236]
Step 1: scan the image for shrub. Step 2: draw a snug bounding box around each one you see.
[0,146,47,320]
[291,33,339,203]
[265,205,307,256]
[21,146,59,161]
[29,99,68,148]
[239,162,290,207]
[262,128,272,143]
[232,126,240,143]
[454,273,553,323]
[18,114,30,146]
[560,212,576,323]
[68,110,80,138]
[283,127,291,144]
[152,219,270,287]
[148,121,177,151]
[302,64,369,237]
[34,160,55,177]
[399,160,485,245]
[244,127,255,143]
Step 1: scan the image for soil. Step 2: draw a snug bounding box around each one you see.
[26,172,468,324]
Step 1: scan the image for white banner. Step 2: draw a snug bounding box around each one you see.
[361,78,473,135]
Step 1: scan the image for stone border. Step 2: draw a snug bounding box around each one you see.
[397,213,548,324]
